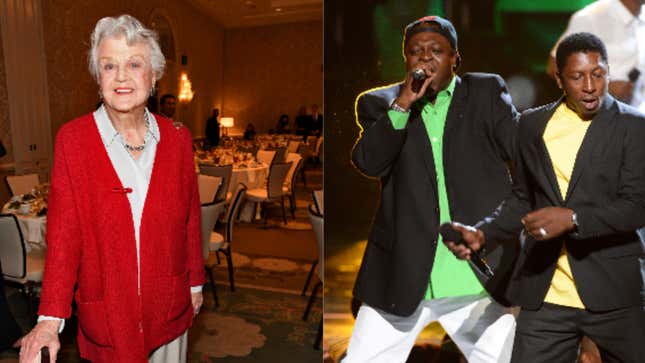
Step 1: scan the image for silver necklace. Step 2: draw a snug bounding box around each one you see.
[123,112,150,152]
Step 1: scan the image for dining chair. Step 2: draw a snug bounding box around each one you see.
[273,146,288,163]
[283,153,304,219]
[209,183,247,293]
[312,136,324,164]
[312,189,324,215]
[201,200,227,308]
[0,213,45,319]
[197,174,222,204]
[199,164,233,202]
[6,174,39,196]
[305,135,317,148]
[303,204,323,349]
[296,138,317,187]
[256,149,276,166]
[287,140,300,153]
[246,162,292,226]
[301,190,322,295]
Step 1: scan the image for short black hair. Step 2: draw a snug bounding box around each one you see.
[160,94,176,105]
[555,32,608,73]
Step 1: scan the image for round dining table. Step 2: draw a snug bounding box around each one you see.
[2,201,47,252]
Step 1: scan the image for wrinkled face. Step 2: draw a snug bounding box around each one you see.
[161,97,177,117]
[404,29,458,97]
[98,36,153,115]
[556,51,608,120]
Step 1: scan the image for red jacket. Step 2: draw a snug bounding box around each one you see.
[39,113,204,362]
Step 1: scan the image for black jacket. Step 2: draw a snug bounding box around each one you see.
[481,95,645,311]
[351,73,519,316]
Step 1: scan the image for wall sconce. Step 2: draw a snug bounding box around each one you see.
[220,117,234,136]
[178,72,194,102]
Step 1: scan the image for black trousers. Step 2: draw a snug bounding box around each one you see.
[0,279,22,350]
[511,303,645,363]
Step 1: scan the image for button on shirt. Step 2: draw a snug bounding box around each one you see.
[551,0,645,111]
[94,106,201,295]
[389,76,484,299]
[94,104,158,285]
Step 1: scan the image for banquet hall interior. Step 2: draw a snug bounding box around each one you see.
[0,0,322,362]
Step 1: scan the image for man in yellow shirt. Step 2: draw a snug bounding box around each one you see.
[447,32,645,362]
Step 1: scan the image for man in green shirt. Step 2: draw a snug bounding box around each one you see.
[347,15,520,362]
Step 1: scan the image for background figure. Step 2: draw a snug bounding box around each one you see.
[17,15,204,362]
[275,114,291,134]
[0,139,6,158]
[310,104,323,136]
[448,32,645,363]
[159,93,177,119]
[546,0,645,111]
[146,93,158,114]
[344,16,520,363]
[295,106,311,139]
[205,108,220,149]
[243,123,256,140]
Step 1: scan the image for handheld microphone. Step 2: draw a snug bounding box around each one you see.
[439,223,494,278]
[411,69,426,93]
[412,68,427,81]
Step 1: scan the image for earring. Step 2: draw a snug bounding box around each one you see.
[149,84,156,97]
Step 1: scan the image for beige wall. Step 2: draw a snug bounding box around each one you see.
[0,21,11,165]
[0,25,12,203]
[222,21,323,134]
[41,0,225,138]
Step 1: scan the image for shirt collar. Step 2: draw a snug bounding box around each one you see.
[443,75,457,96]
[94,105,160,147]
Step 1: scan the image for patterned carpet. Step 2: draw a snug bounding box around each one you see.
[0,164,322,362]
[190,285,321,362]
[1,254,322,363]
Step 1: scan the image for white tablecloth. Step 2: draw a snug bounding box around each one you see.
[230,165,269,190]
[2,204,47,252]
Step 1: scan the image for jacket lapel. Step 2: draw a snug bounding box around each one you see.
[533,100,564,205]
[564,95,616,202]
[444,76,465,139]
[409,75,464,196]
[408,105,437,193]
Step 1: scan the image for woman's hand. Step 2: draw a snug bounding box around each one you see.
[18,320,60,363]
[191,291,203,316]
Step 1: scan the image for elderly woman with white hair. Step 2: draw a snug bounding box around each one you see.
[18,14,204,362]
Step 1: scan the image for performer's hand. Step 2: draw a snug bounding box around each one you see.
[522,207,574,241]
[191,291,203,316]
[394,68,434,110]
[443,222,485,260]
[18,320,60,363]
